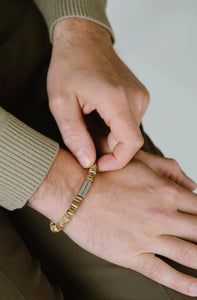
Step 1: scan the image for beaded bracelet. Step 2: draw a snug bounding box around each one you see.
[50,162,97,233]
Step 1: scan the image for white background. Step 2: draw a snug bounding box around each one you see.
[107,0,197,182]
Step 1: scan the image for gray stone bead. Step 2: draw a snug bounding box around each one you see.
[78,179,92,198]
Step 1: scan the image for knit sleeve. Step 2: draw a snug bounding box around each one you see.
[34,0,114,42]
[0,107,59,211]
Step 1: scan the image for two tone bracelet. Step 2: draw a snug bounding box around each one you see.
[50,163,97,233]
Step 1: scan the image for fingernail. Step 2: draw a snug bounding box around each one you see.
[76,150,91,168]
[189,283,197,296]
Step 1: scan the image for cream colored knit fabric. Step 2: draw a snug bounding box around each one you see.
[0,108,59,210]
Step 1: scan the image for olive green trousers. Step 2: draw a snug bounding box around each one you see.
[1,0,197,299]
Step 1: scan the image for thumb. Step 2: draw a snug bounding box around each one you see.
[49,96,96,168]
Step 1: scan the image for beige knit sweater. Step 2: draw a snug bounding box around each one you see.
[0,0,112,211]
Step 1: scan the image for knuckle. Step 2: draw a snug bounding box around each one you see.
[172,280,192,297]
[147,263,161,279]
[49,95,64,112]
[148,207,173,222]
[134,87,147,101]
[63,129,81,145]
[132,256,161,281]
[144,92,150,107]
[133,134,144,149]
[180,246,197,264]
[145,88,150,100]
[167,158,180,170]
[160,182,178,200]
[133,88,150,108]
[144,93,150,107]
[114,85,127,98]
[111,85,128,104]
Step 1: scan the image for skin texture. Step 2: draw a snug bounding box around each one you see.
[29,149,197,297]
[47,18,150,171]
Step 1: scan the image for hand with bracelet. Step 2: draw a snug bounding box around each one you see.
[44,17,197,297]
[28,148,197,297]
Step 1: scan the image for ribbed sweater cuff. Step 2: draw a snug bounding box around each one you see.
[0,112,59,211]
[50,0,114,42]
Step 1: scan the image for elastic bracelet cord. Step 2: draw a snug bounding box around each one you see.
[50,162,97,233]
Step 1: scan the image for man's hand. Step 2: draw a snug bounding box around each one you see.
[29,149,197,297]
[47,18,149,171]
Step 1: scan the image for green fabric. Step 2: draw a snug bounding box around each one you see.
[0,208,63,300]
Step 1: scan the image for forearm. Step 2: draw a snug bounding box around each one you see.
[33,0,114,42]
[28,148,86,223]
[52,17,111,46]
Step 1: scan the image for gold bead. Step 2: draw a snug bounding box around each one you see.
[56,223,63,230]
[67,210,74,216]
[50,221,61,233]
[66,211,72,218]
[72,201,79,208]
[86,175,94,182]
[69,205,77,213]
[76,195,83,201]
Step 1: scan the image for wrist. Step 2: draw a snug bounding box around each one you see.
[53,18,112,47]
[28,148,86,222]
